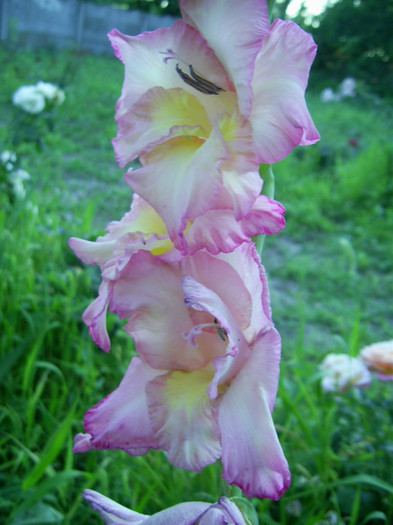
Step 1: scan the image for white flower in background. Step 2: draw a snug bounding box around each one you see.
[9,178,26,199]
[320,87,341,103]
[12,82,65,114]
[36,81,58,100]
[360,340,393,381]
[7,169,31,200]
[54,88,65,106]
[36,81,65,106]
[339,77,356,98]
[320,353,371,393]
[10,169,30,182]
[1,150,31,201]
[1,150,17,171]
[12,86,45,114]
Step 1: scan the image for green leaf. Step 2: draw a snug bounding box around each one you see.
[22,405,76,491]
[331,474,393,495]
[10,502,64,525]
[15,470,83,516]
[360,511,387,524]
[230,497,259,525]
[267,0,277,20]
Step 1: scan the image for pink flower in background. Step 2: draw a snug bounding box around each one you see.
[320,354,372,393]
[109,0,319,249]
[83,490,250,525]
[74,244,290,500]
[69,192,285,352]
[360,340,393,381]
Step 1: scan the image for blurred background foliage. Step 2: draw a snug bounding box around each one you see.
[295,0,393,97]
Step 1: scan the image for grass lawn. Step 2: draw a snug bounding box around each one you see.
[1,46,392,524]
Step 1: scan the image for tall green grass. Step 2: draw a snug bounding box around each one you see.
[1,46,392,523]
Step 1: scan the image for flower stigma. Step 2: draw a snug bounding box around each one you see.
[183,318,228,349]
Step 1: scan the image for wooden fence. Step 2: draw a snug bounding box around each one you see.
[0,0,177,54]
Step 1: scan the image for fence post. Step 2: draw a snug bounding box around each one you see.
[0,0,9,42]
[75,0,85,48]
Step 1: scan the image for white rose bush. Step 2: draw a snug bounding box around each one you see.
[71,0,323,519]
[11,80,65,149]
[12,81,65,114]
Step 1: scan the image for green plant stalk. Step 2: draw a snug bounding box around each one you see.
[253,0,275,260]
[267,0,276,21]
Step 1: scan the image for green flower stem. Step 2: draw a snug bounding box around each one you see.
[255,0,276,257]
[260,163,275,200]
[267,0,276,21]
[254,163,275,257]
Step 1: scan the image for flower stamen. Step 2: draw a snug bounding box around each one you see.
[175,64,224,95]
[160,49,224,95]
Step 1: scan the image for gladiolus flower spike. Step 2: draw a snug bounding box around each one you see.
[71,0,321,509]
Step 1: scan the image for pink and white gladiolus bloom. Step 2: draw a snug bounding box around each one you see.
[69,192,285,353]
[109,0,319,249]
[360,340,393,381]
[74,244,291,500]
[83,490,253,525]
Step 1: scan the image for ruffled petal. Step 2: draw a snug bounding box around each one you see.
[181,249,253,335]
[220,168,261,220]
[125,130,228,252]
[180,0,270,116]
[111,250,217,371]
[73,433,94,454]
[101,195,175,272]
[198,508,229,525]
[69,237,116,267]
[183,195,285,256]
[185,209,253,256]
[76,358,161,455]
[181,275,249,398]
[207,244,273,339]
[83,489,148,525]
[215,111,262,219]
[82,492,246,525]
[219,328,291,499]
[106,193,168,238]
[199,498,247,525]
[142,502,212,525]
[244,194,286,235]
[251,19,320,163]
[109,21,234,166]
[69,194,172,271]
[82,280,112,352]
[146,367,222,472]
[114,86,211,167]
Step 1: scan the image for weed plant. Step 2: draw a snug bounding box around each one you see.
[0,46,392,524]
